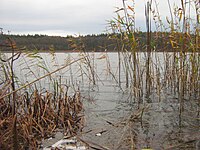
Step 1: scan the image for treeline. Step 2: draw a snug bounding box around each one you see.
[0,32,175,52]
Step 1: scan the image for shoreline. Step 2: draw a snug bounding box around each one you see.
[1,49,199,53]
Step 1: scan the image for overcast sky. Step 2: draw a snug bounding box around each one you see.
[0,0,196,36]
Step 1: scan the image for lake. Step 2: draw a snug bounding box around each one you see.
[2,52,199,149]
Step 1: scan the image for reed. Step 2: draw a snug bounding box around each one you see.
[107,0,199,148]
[108,0,199,101]
[67,37,98,85]
[0,0,199,149]
[0,38,85,149]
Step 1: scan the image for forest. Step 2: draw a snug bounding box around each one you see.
[0,32,175,52]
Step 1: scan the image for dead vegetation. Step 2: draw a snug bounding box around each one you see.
[0,38,85,150]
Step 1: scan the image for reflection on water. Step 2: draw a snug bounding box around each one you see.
[7,52,200,149]
[81,83,199,149]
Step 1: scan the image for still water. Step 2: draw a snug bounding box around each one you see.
[4,52,200,149]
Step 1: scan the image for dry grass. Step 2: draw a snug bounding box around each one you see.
[0,38,85,150]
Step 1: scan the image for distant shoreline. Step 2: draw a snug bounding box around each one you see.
[1,49,199,53]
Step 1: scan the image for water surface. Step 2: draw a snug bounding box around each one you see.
[4,52,199,149]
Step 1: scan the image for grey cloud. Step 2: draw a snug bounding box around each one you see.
[2,0,193,35]
[0,0,115,35]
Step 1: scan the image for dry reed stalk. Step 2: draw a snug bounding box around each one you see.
[12,115,18,150]
[0,87,85,149]
[0,41,85,149]
[3,43,84,149]
[0,57,85,100]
